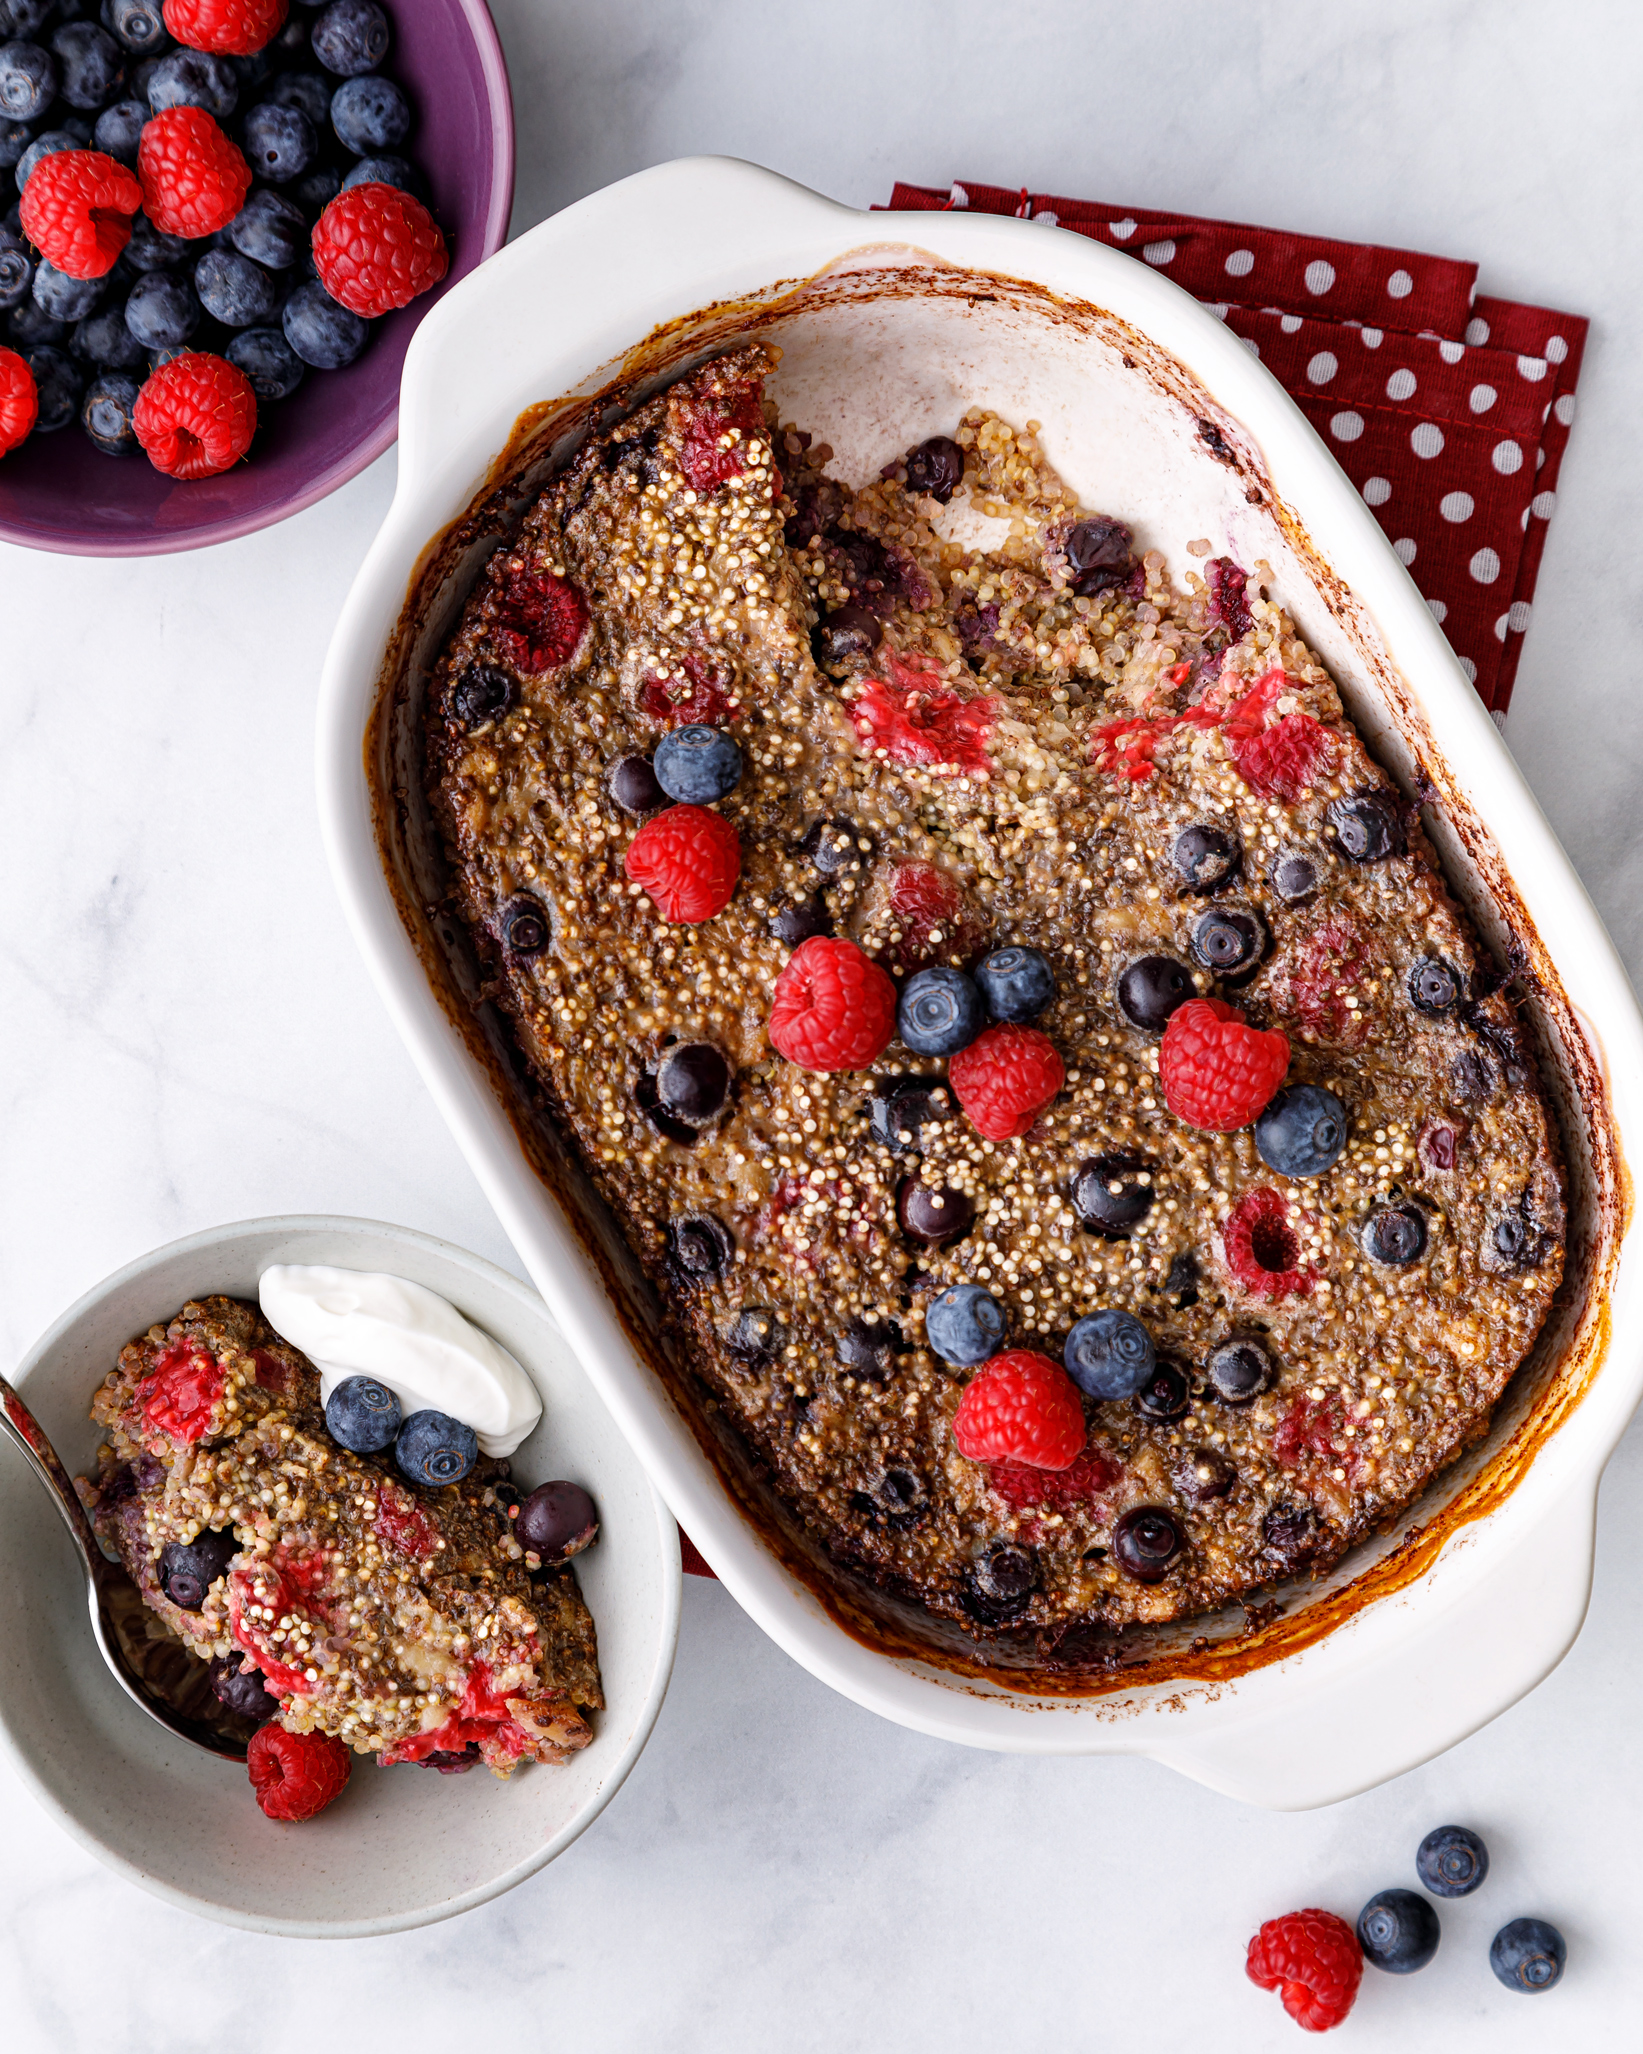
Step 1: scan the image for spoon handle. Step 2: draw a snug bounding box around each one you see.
[0,1373,103,1581]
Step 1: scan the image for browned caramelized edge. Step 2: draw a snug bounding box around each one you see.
[363,253,1625,1705]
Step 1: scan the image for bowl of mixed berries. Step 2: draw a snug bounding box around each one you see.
[0,0,512,553]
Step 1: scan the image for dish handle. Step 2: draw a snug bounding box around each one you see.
[1145,1486,1596,1810]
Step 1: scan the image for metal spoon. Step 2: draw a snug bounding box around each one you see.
[0,1373,248,1760]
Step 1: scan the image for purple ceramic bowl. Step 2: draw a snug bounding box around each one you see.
[0,0,514,557]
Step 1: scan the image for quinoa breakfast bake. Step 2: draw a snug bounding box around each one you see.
[80,1296,602,1777]
[423,344,1564,1651]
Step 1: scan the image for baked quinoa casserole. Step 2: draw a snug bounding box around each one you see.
[423,346,1563,1652]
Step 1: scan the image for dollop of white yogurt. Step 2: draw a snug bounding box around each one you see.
[258,1264,542,1457]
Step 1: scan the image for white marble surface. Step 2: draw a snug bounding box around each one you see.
[2,0,1641,2043]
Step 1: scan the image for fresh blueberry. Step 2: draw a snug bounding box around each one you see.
[1255,1084,1348,1178]
[1206,1335,1275,1404]
[33,257,108,323]
[91,93,146,160]
[124,267,198,346]
[837,1313,903,1383]
[311,0,390,77]
[1190,905,1268,982]
[129,51,164,102]
[1064,1307,1155,1400]
[1357,1889,1440,1974]
[1063,513,1133,595]
[395,1407,478,1487]
[1133,1358,1190,1422]
[656,1041,730,1122]
[1112,1505,1184,1583]
[1172,822,1242,892]
[0,115,27,170]
[1408,954,1462,1013]
[799,815,870,876]
[224,322,305,399]
[965,1541,1037,1620]
[515,1480,598,1564]
[0,222,33,308]
[901,433,963,502]
[925,1283,1006,1366]
[607,751,665,813]
[0,2,52,37]
[6,295,64,345]
[898,966,984,1056]
[498,894,548,955]
[23,341,81,427]
[1489,1918,1565,1994]
[1329,788,1405,862]
[1416,1824,1489,1898]
[227,48,271,90]
[1117,953,1195,1031]
[811,602,881,667]
[769,891,831,945]
[58,113,98,147]
[653,723,741,803]
[324,1373,401,1453]
[147,48,238,116]
[868,1072,950,1154]
[668,1212,735,1280]
[242,98,316,182]
[80,367,139,451]
[264,66,334,129]
[207,1654,280,1722]
[290,159,341,215]
[975,945,1055,1023]
[1365,1204,1428,1265]
[340,149,422,197]
[896,1176,975,1245]
[1072,1152,1154,1237]
[282,276,367,366]
[1270,849,1320,902]
[329,70,407,152]
[228,185,306,268]
[125,212,190,270]
[156,1529,238,1609]
[14,127,78,188]
[0,40,56,121]
[100,1,168,56]
[194,247,277,325]
[50,21,125,108]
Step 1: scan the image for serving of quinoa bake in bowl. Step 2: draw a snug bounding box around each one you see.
[318,158,1643,1805]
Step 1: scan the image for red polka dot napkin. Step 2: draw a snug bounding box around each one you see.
[883,180,1586,720]
[674,187,1587,1583]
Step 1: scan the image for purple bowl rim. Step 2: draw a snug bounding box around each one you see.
[0,0,516,560]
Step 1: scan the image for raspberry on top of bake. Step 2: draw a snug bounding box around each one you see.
[423,346,1563,1652]
[83,1297,601,1768]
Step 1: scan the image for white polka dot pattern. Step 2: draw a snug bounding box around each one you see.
[1438,340,1465,365]
[1307,351,1338,384]
[1225,248,1254,276]
[1330,410,1365,442]
[1470,547,1502,584]
[1439,491,1474,522]
[1143,239,1176,266]
[1508,601,1533,631]
[1530,490,1557,518]
[1386,369,1417,401]
[1468,383,1497,413]
[1305,259,1336,295]
[1360,326,1383,348]
[1492,439,1523,474]
[1516,354,1547,382]
[1108,217,1136,240]
[1410,422,1445,458]
[1427,598,1449,623]
[1394,537,1418,565]
[1465,317,1491,346]
[1555,393,1576,425]
[1545,335,1568,364]
[1279,313,1304,335]
[1362,477,1392,506]
[1387,268,1414,298]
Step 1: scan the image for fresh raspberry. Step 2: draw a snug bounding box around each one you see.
[162,0,287,55]
[135,1338,225,1444]
[768,935,897,1073]
[247,1724,352,1823]
[624,804,740,924]
[18,150,143,280]
[1220,1186,1315,1301]
[1247,1910,1363,2032]
[489,561,588,674]
[952,1350,1087,1471]
[138,105,251,239]
[312,182,450,317]
[1159,998,1289,1132]
[0,347,37,458]
[947,1023,1065,1141]
[133,351,257,479]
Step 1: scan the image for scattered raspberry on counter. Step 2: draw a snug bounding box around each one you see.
[1246,1909,1363,2031]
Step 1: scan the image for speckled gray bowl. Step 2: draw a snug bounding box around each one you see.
[0,0,514,557]
[0,1216,679,1935]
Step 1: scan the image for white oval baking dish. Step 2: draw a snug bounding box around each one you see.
[317,157,1643,1809]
